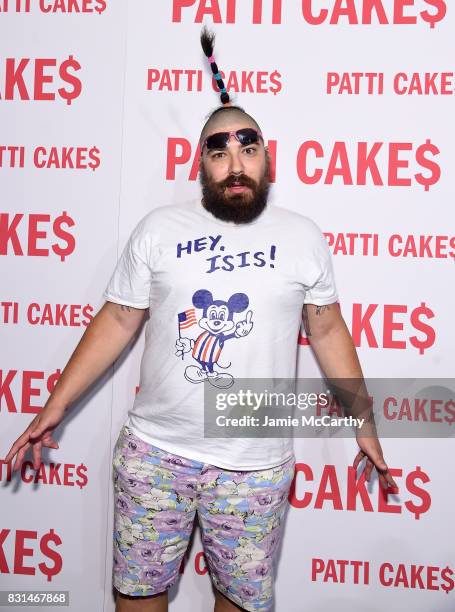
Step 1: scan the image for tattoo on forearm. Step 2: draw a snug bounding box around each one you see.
[302,304,332,337]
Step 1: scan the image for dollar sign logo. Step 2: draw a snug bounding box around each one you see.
[39,528,62,582]
[409,302,435,355]
[52,211,76,262]
[404,466,431,520]
[269,70,282,95]
[415,139,440,192]
[58,55,82,106]
[76,463,88,490]
[88,146,101,171]
[420,0,447,29]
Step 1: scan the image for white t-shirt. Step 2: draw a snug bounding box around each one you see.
[103,198,339,470]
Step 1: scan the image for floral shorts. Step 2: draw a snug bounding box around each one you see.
[112,425,295,611]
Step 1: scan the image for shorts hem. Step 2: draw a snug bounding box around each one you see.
[113,576,178,598]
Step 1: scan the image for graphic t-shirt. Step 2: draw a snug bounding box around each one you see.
[103,198,339,470]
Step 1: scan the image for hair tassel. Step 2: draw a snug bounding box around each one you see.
[200,25,231,106]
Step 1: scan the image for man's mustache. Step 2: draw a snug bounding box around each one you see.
[218,175,257,189]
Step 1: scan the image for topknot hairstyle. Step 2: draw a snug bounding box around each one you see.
[200,25,231,106]
[198,26,264,148]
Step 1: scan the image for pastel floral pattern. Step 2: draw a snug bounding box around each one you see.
[112,425,295,610]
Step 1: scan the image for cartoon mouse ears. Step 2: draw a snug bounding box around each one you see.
[227,293,249,313]
[192,289,249,314]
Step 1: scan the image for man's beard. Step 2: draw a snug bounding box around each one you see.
[199,158,271,224]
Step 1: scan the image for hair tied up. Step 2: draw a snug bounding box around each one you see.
[200,25,231,106]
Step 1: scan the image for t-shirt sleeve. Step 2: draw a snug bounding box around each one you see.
[103,215,153,309]
[301,219,339,306]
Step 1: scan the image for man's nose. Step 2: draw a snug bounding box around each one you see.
[228,150,244,174]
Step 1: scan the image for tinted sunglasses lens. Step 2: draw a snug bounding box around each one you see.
[205,132,229,150]
[237,128,260,145]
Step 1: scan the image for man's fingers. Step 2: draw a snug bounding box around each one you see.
[355,446,398,489]
[382,471,398,490]
[378,473,389,490]
[4,426,57,464]
[9,437,58,472]
[29,420,49,439]
[372,456,398,489]
[366,449,388,472]
[364,460,374,482]
[42,435,59,449]
[370,461,398,490]
[378,472,398,491]
[3,412,60,473]
[3,428,34,463]
[3,446,15,464]
[352,450,365,470]
[13,442,31,472]
[32,441,43,471]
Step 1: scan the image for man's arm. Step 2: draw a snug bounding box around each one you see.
[47,301,147,410]
[302,302,398,491]
[302,302,363,379]
[2,301,147,471]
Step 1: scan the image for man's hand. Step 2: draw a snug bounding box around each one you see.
[353,434,398,491]
[3,302,146,474]
[2,403,65,472]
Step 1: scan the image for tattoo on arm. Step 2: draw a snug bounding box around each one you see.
[120,305,132,313]
[302,304,311,337]
[302,304,331,337]
[315,305,330,316]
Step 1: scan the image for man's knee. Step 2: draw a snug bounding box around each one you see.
[214,588,246,611]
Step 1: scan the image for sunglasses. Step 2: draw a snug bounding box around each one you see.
[201,128,264,154]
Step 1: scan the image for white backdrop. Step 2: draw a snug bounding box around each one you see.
[1,1,454,610]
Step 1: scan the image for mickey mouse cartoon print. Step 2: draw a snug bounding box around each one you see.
[175,289,253,389]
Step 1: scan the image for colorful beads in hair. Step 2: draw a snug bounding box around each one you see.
[200,26,231,106]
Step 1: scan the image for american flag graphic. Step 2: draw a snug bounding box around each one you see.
[178,308,197,330]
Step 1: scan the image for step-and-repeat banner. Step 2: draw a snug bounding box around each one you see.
[1,1,454,610]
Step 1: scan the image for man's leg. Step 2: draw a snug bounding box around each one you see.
[197,456,296,612]
[115,587,240,611]
[112,426,200,604]
[115,589,168,612]
[214,588,245,611]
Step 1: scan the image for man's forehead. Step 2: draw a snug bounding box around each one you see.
[205,117,258,135]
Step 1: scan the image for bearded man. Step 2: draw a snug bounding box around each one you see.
[3,28,397,612]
